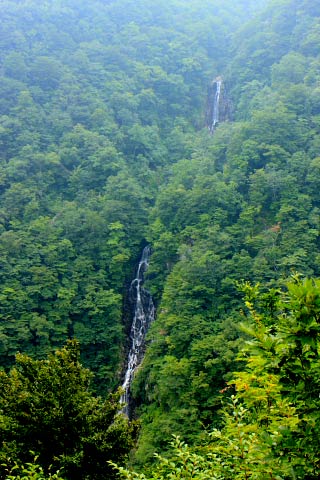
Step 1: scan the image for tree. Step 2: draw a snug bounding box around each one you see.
[0,340,137,480]
[230,277,320,478]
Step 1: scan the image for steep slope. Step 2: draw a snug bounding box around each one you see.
[2,0,320,476]
[132,0,320,461]
[0,0,268,392]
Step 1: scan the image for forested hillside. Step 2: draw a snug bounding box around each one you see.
[0,0,265,391]
[132,0,320,463]
[1,0,320,478]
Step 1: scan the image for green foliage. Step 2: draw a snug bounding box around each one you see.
[230,277,320,478]
[114,277,320,479]
[110,436,223,480]
[4,456,65,480]
[0,341,137,480]
[132,0,320,456]
[0,0,263,393]
[1,0,320,475]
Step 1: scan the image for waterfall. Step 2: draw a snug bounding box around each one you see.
[206,76,231,132]
[121,245,155,416]
[212,79,222,130]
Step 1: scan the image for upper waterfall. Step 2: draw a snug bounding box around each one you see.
[212,78,222,129]
[206,76,232,132]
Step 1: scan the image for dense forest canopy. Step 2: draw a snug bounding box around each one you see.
[0,0,320,478]
[0,0,270,391]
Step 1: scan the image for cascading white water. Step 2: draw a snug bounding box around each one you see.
[212,79,222,129]
[121,245,155,416]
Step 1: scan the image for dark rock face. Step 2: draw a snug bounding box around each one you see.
[206,77,233,131]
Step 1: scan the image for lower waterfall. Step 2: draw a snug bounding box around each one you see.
[121,245,155,416]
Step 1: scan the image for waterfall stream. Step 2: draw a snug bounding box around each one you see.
[121,245,155,416]
[212,79,222,129]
